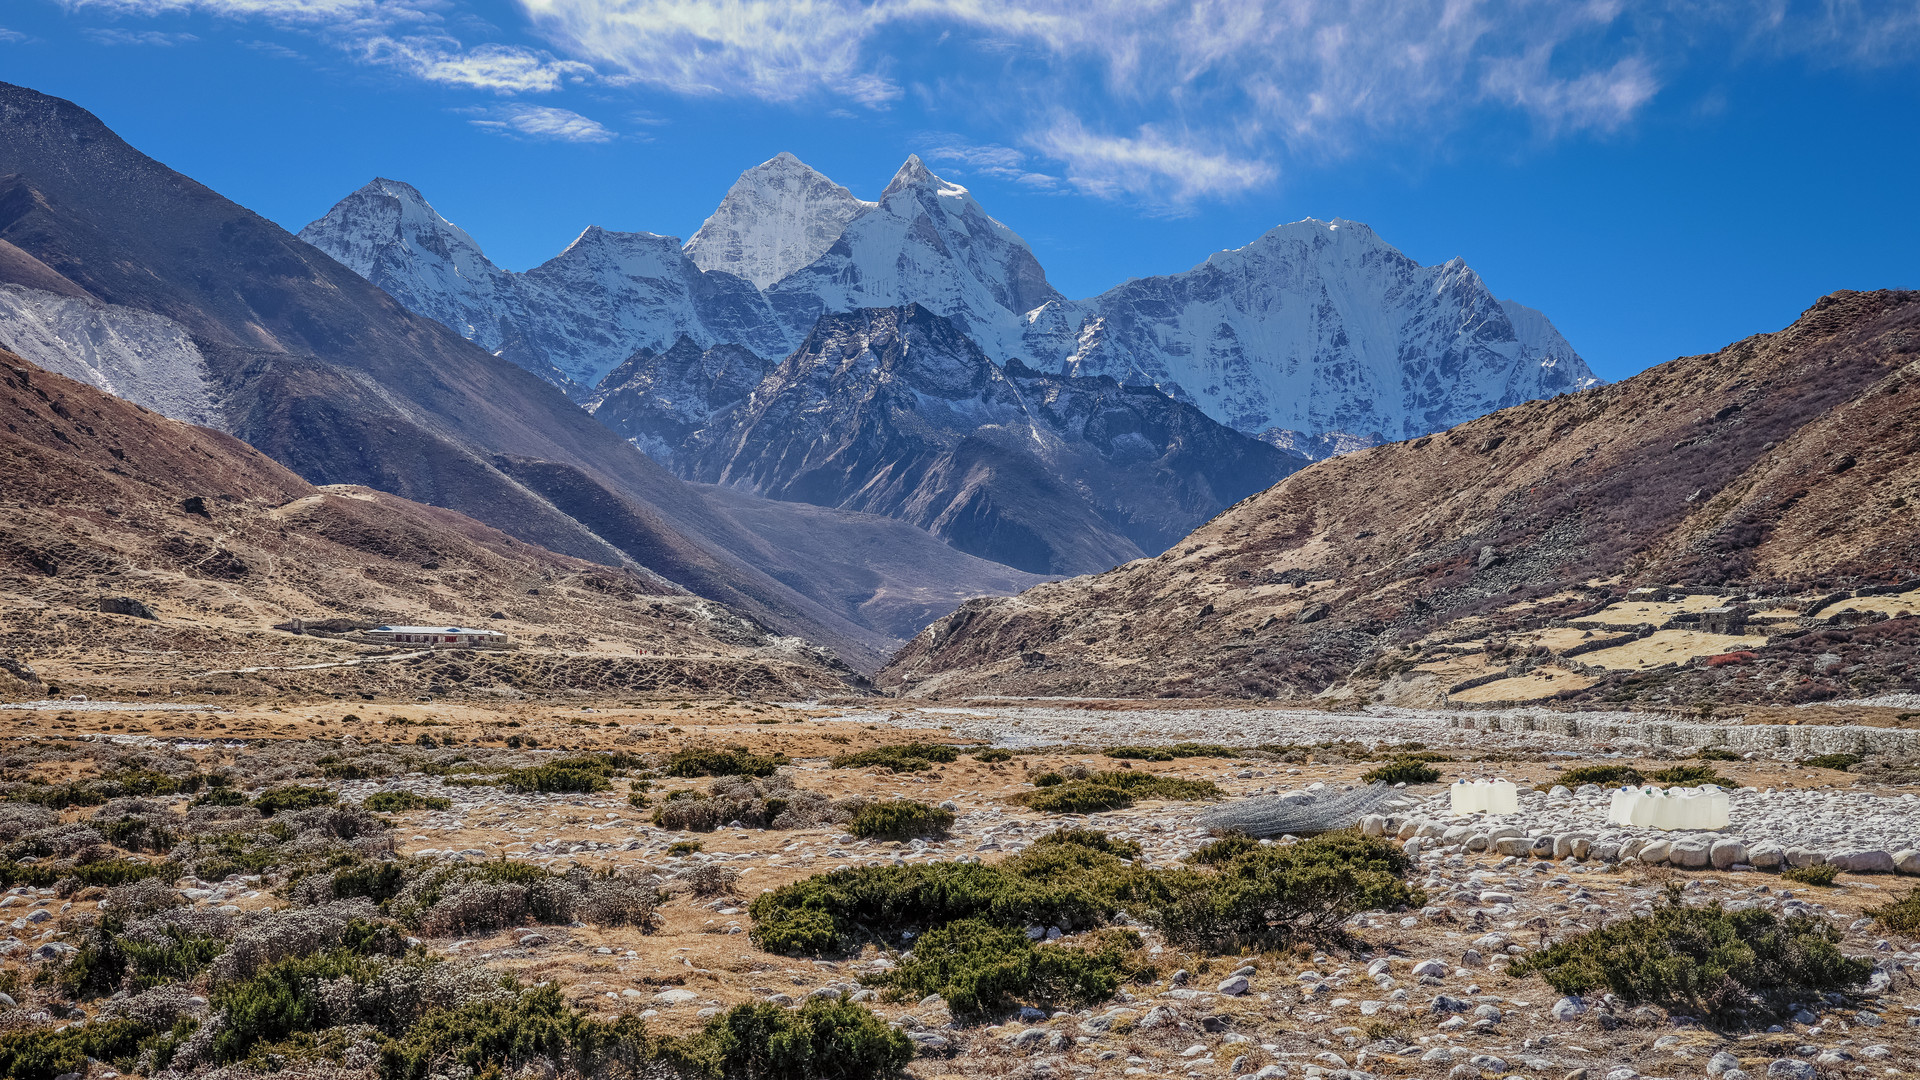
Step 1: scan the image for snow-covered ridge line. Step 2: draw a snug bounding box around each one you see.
[299,158,1599,442]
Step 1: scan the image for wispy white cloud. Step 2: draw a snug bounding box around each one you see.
[1029,117,1276,202]
[82,26,199,44]
[362,36,593,91]
[512,0,1674,201]
[0,27,29,43]
[59,0,1920,204]
[464,102,615,141]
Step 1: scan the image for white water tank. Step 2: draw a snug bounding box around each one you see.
[1450,778,1517,816]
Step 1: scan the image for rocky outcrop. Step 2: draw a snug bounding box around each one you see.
[610,306,1306,575]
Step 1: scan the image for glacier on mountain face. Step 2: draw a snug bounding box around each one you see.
[0,283,222,427]
[763,156,1062,365]
[298,179,794,394]
[1024,219,1601,441]
[684,152,875,289]
[301,160,1597,448]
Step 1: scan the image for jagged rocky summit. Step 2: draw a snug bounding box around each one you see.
[300,155,1597,446]
[592,305,1307,575]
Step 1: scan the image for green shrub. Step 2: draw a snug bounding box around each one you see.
[0,858,180,891]
[1509,901,1870,1026]
[1104,743,1239,761]
[829,742,961,772]
[846,800,954,841]
[668,840,703,856]
[1800,753,1863,772]
[381,983,664,1080]
[876,918,1139,1020]
[1782,863,1841,887]
[1029,828,1142,860]
[2,783,108,808]
[1127,831,1420,953]
[1188,834,1262,865]
[502,764,610,794]
[1360,757,1441,785]
[1690,748,1743,762]
[665,746,789,778]
[1013,770,1220,814]
[684,998,912,1080]
[0,1017,161,1080]
[192,787,249,807]
[330,859,415,904]
[442,776,501,788]
[1868,889,1920,934]
[253,785,338,816]
[1556,764,1645,787]
[365,791,454,812]
[96,815,179,854]
[749,862,1116,956]
[1646,764,1735,787]
[971,748,1015,763]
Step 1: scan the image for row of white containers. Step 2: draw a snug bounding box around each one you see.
[1448,779,1731,831]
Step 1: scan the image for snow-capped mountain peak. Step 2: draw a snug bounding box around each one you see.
[684,152,875,290]
[304,167,1597,450]
[1040,215,1600,441]
[299,177,525,353]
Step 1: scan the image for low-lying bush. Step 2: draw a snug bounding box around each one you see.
[1646,764,1736,787]
[1800,753,1863,772]
[665,746,789,778]
[1553,763,1735,789]
[970,748,1015,763]
[1508,899,1870,1026]
[749,861,1116,956]
[1556,764,1644,787]
[502,763,610,794]
[683,997,912,1080]
[651,774,839,832]
[829,742,963,772]
[1360,757,1441,785]
[846,800,954,841]
[876,919,1141,1020]
[1126,831,1420,953]
[1030,828,1141,860]
[750,828,1404,959]
[252,786,337,816]
[1690,748,1743,762]
[0,1017,161,1080]
[1103,743,1238,761]
[1868,888,1920,934]
[1012,770,1220,814]
[364,791,453,812]
[1782,863,1841,887]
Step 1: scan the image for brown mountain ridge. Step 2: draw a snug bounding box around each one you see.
[879,290,1920,707]
[0,352,859,702]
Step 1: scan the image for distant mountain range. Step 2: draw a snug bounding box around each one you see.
[0,79,1605,676]
[0,82,1044,670]
[299,154,1598,449]
[592,305,1306,574]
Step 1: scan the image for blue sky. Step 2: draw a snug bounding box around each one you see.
[3,1,1917,382]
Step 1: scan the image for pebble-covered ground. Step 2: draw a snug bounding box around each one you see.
[3,697,1918,1080]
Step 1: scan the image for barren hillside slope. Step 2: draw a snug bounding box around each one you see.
[880,291,1920,704]
[0,353,858,702]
